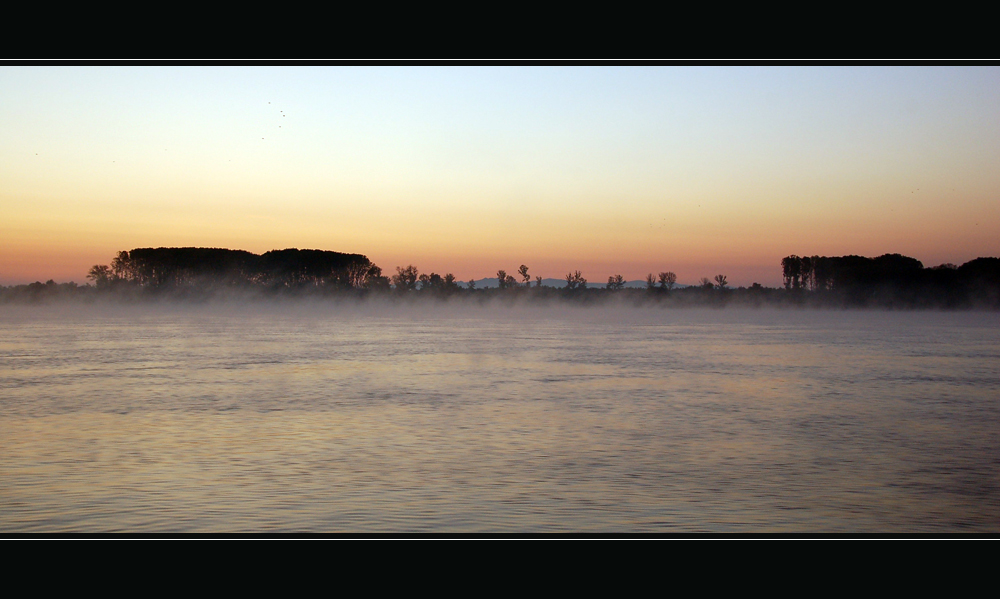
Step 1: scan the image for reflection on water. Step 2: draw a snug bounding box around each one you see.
[1,304,998,533]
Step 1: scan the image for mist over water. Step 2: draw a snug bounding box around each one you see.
[2,302,998,533]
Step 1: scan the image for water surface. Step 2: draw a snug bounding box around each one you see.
[2,303,998,533]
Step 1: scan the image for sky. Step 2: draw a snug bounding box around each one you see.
[2,65,998,286]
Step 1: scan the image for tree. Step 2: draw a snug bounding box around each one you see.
[497,270,508,289]
[392,265,419,292]
[812,256,831,291]
[518,265,530,286]
[700,277,714,289]
[467,279,476,290]
[365,265,391,292]
[645,273,655,290]
[87,265,111,288]
[344,259,376,288]
[417,273,446,292]
[363,264,390,290]
[111,251,133,282]
[535,276,542,287]
[607,274,625,290]
[714,274,728,289]
[781,256,801,290]
[658,272,676,290]
[565,271,587,290]
[800,256,813,291]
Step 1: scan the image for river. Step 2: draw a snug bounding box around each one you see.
[2,302,997,533]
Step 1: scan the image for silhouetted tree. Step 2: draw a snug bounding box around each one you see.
[497,270,509,289]
[81,247,375,292]
[565,271,587,290]
[111,251,133,282]
[364,264,390,290]
[812,256,832,291]
[781,255,801,290]
[87,265,111,288]
[340,260,372,289]
[392,265,419,292]
[658,272,676,290]
[345,260,375,288]
[467,279,476,290]
[800,256,813,291]
[259,248,359,288]
[777,252,976,306]
[365,264,391,291]
[518,265,530,286]
[16,246,1000,309]
[419,273,445,291]
[959,258,1000,307]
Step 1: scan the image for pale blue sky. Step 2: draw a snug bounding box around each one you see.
[2,65,998,285]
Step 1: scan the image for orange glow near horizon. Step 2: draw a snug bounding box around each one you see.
[3,184,997,287]
[2,66,999,287]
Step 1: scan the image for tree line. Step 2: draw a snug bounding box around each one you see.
[2,247,998,308]
[780,253,1000,307]
[70,249,731,301]
[86,247,386,291]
